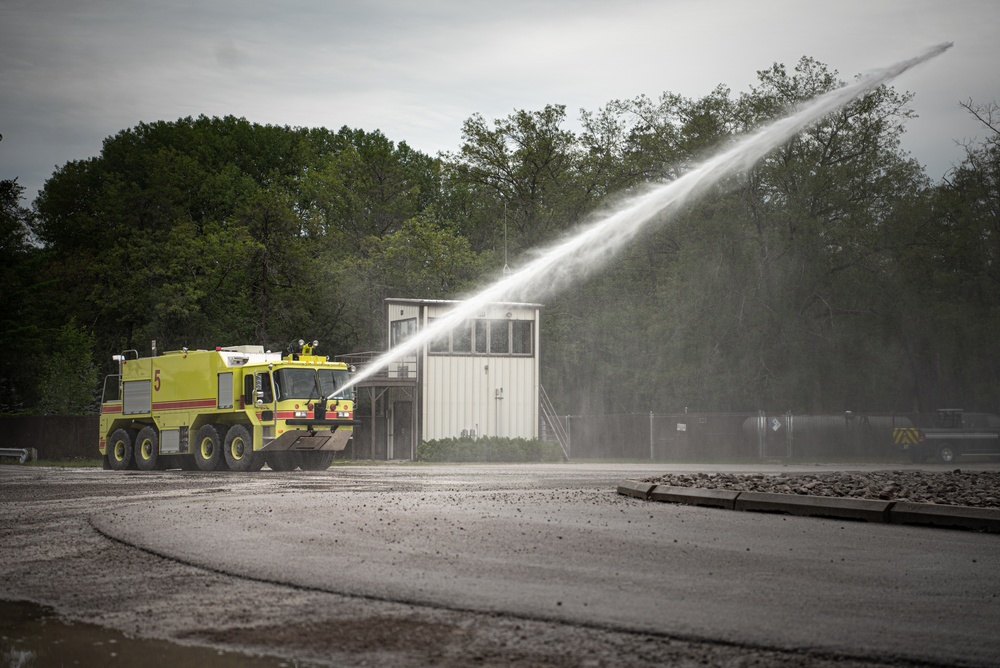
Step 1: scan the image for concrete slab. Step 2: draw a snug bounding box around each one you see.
[889,501,1000,533]
[734,491,893,523]
[616,480,655,500]
[650,485,740,509]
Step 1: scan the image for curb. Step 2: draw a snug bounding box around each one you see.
[734,491,893,523]
[618,481,1000,533]
[889,501,1000,533]
[617,481,656,500]
[651,485,740,510]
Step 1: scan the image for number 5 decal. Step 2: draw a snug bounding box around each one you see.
[154,369,161,392]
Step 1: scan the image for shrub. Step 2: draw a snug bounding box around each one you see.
[417,436,563,463]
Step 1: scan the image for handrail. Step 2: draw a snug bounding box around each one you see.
[539,385,570,460]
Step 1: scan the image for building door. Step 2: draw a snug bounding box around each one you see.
[392,401,412,460]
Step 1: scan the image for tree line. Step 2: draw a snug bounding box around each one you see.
[2,56,997,416]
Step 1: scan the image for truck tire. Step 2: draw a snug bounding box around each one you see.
[936,443,957,464]
[107,428,136,471]
[193,424,224,471]
[223,424,263,472]
[267,452,300,471]
[299,451,336,471]
[135,426,161,471]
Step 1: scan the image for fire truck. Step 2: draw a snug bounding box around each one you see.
[99,341,360,471]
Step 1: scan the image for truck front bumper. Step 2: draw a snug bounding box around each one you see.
[261,420,362,452]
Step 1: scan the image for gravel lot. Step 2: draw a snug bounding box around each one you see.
[643,469,1000,508]
[3,463,998,667]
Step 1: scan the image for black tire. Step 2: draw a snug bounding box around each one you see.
[107,428,136,471]
[193,424,224,471]
[223,424,262,472]
[134,426,160,471]
[299,451,335,471]
[266,452,300,471]
[936,442,958,464]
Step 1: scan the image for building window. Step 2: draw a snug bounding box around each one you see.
[512,320,532,355]
[453,321,472,353]
[427,318,533,357]
[428,318,449,353]
[489,320,509,354]
[390,318,417,348]
[474,320,489,353]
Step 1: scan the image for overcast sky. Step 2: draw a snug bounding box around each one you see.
[2,0,998,205]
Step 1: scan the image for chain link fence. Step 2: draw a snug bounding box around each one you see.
[549,412,910,462]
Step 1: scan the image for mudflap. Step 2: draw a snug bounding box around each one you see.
[262,427,353,453]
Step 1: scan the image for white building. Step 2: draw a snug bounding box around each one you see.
[345,298,543,460]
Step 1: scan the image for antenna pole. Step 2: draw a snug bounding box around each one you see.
[503,202,510,277]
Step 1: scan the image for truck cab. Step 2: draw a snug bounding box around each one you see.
[899,409,1000,464]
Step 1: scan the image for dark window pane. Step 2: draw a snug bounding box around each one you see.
[511,321,532,355]
[490,320,509,354]
[453,321,472,353]
[428,318,449,353]
[390,318,417,347]
[474,320,488,353]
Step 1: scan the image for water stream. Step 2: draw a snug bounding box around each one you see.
[336,43,952,397]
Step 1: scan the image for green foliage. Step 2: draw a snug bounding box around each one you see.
[36,320,99,415]
[0,179,44,412]
[10,59,1000,418]
[417,436,564,463]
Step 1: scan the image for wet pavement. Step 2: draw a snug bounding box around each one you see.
[0,600,294,667]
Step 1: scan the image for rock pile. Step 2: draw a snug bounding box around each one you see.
[643,470,1000,508]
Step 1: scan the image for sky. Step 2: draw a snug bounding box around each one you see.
[2,0,998,206]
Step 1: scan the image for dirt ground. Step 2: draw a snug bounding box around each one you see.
[0,465,957,667]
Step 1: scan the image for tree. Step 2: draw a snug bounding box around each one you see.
[301,127,439,250]
[36,320,99,415]
[0,179,43,412]
[339,209,492,349]
[888,99,1000,410]
[443,105,589,253]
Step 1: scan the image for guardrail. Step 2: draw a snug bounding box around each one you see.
[0,448,36,464]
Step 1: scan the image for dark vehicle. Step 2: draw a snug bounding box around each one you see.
[894,409,1000,464]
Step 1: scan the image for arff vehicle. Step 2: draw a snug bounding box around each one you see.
[893,409,1000,464]
[99,342,360,471]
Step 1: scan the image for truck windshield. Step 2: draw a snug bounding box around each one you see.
[319,368,352,400]
[273,368,320,400]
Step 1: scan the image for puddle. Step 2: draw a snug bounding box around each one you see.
[0,600,298,667]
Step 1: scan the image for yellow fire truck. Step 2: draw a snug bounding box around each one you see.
[99,342,359,471]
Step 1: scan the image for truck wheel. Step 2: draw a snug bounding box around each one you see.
[107,428,136,471]
[223,424,262,472]
[267,452,299,471]
[135,426,161,471]
[936,443,957,464]
[299,451,335,471]
[194,424,224,471]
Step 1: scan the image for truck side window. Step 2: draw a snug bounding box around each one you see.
[258,373,274,403]
[244,375,254,406]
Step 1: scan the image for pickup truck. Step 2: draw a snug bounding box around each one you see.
[894,409,1000,464]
